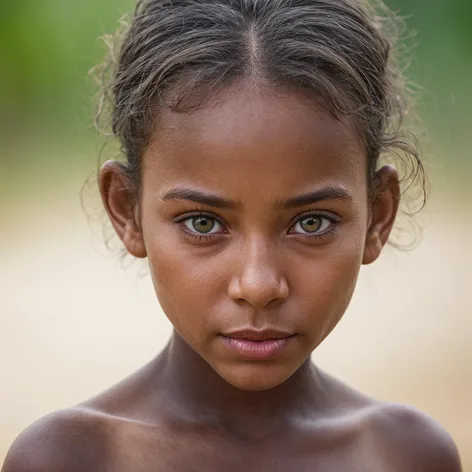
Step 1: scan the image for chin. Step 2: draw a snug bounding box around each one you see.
[216,362,298,392]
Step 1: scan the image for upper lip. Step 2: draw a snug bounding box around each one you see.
[221,328,295,341]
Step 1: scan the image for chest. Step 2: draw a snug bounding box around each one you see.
[109,426,394,472]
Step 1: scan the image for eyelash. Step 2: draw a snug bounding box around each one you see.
[288,210,340,241]
[173,210,227,243]
[173,210,340,243]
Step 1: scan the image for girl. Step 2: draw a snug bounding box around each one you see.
[3,0,462,470]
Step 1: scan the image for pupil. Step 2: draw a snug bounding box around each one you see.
[193,217,214,233]
[301,217,321,232]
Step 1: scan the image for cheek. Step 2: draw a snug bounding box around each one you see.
[293,228,366,339]
[144,228,228,339]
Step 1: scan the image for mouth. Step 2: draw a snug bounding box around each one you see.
[220,328,296,360]
[222,328,295,341]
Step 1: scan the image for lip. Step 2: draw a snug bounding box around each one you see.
[222,328,295,341]
[220,329,295,361]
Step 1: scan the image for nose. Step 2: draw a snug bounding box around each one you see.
[227,236,289,308]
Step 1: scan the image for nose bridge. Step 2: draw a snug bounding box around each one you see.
[229,233,288,307]
[243,234,276,278]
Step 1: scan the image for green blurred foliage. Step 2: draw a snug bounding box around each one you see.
[0,0,470,186]
[388,0,472,170]
[0,0,133,144]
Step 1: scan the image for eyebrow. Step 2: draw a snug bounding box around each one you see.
[161,185,352,209]
[278,186,352,209]
[162,188,240,209]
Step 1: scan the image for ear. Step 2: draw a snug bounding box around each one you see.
[362,165,400,265]
[99,160,147,258]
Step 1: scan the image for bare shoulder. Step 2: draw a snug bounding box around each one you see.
[365,402,462,471]
[318,372,461,471]
[2,406,112,472]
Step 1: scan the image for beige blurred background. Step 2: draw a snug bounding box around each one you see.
[1,0,471,468]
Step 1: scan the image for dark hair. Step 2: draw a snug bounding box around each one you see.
[94,0,427,247]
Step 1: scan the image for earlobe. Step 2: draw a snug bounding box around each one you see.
[99,160,147,258]
[362,165,400,265]
[362,232,383,265]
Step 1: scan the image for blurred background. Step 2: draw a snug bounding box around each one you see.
[0,0,470,468]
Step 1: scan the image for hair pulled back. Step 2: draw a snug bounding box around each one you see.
[95,0,426,247]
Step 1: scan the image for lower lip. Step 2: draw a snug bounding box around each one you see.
[220,335,293,360]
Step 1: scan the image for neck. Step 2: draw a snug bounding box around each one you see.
[153,330,326,439]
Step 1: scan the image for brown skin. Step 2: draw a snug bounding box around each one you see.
[2,89,461,472]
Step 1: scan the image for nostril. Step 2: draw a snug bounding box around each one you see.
[227,272,289,308]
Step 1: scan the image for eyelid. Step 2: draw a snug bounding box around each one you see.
[287,211,340,238]
[173,211,229,235]
[288,210,340,227]
[173,210,225,225]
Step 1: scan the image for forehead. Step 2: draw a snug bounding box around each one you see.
[142,88,367,201]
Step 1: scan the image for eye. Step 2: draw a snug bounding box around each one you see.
[182,215,223,234]
[290,215,333,235]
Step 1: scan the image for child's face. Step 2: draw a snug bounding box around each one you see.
[102,87,398,391]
